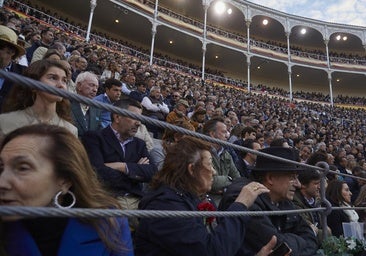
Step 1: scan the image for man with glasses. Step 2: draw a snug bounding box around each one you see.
[220,147,318,255]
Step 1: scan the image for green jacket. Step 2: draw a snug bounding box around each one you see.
[211,147,240,193]
[293,190,330,243]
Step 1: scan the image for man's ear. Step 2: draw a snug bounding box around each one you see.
[113,113,120,122]
[187,163,194,176]
[265,173,275,186]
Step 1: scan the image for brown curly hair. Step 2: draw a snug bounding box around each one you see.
[2,59,72,123]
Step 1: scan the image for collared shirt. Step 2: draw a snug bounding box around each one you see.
[212,146,224,157]
[110,125,134,155]
[111,125,133,175]
[305,196,315,206]
[104,93,112,104]
[80,103,89,116]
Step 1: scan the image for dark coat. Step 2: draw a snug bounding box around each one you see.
[219,177,250,211]
[0,63,25,113]
[82,126,157,197]
[326,200,350,237]
[135,185,250,256]
[219,178,319,256]
[244,194,318,255]
[71,101,101,137]
[129,90,146,103]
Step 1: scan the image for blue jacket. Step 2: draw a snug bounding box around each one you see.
[94,93,112,128]
[4,218,134,256]
[134,185,250,256]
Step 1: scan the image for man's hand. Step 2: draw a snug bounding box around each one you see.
[138,157,150,164]
[256,236,292,256]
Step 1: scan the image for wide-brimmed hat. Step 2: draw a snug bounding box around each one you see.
[253,147,305,172]
[0,25,25,58]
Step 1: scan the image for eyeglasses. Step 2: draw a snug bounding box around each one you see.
[172,95,180,98]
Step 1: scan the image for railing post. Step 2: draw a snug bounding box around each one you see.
[316,161,332,240]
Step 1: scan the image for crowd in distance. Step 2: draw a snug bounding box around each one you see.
[0,1,366,255]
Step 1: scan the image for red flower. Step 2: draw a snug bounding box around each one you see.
[197,200,216,225]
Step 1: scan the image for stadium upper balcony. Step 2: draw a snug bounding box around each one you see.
[9,0,366,98]
[124,0,366,70]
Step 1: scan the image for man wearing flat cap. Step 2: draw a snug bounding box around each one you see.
[166,98,194,131]
[0,25,26,113]
[220,147,319,255]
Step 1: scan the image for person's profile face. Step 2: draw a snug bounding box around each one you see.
[303,179,321,199]
[106,85,122,102]
[197,150,216,195]
[268,172,301,203]
[0,135,68,221]
[341,183,352,204]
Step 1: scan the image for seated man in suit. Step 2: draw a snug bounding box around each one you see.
[82,98,157,211]
[71,71,101,137]
[219,147,318,256]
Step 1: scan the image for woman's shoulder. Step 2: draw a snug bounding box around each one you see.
[59,119,78,137]
[0,109,28,119]
[0,110,33,134]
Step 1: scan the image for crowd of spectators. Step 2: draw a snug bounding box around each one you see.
[2,0,366,254]
[3,0,366,166]
[2,0,365,139]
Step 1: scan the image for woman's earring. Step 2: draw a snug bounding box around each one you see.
[53,190,76,209]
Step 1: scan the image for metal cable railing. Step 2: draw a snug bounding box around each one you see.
[1,70,366,231]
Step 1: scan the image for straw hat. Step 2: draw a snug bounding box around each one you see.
[0,25,25,58]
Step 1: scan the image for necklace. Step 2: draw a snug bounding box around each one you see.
[25,107,60,125]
